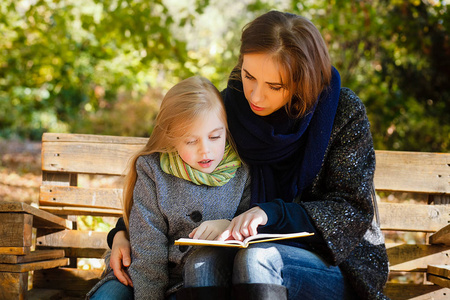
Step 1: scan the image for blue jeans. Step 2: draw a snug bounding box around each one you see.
[89,279,134,300]
[89,278,177,300]
[183,243,357,300]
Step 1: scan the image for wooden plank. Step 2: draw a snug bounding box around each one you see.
[374,150,450,194]
[42,134,146,176]
[427,274,450,288]
[39,206,122,217]
[39,186,123,210]
[33,268,103,297]
[36,230,108,249]
[384,283,450,300]
[42,132,147,144]
[0,201,72,230]
[0,272,28,300]
[428,265,450,279]
[386,244,450,271]
[0,257,69,272]
[62,247,107,259]
[0,250,65,264]
[378,202,450,232]
[42,171,77,187]
[27,288,65,300]
[430,224,450,245]
[0,247,30,255]
[0,213,32,247]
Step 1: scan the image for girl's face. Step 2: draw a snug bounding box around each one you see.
[241,53,290,116]
[175,112,227,174]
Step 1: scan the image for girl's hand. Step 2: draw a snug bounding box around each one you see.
[110,230,133,287]
[217,207,268,241]
[189,219,231,240]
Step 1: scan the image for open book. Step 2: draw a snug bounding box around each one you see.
[174,232,313,249]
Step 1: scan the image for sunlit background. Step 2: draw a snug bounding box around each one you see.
[0,0,449,287]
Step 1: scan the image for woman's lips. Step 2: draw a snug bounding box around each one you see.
[250,102,264,111]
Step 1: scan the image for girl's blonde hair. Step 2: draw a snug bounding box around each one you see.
[233,11,332,118]
[123,76,228,229]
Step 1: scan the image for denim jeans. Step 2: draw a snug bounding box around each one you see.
[89,279,134,300]
[89,278,178,300]
[183,243,357,300]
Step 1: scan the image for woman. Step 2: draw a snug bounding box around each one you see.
[108,11,389,300]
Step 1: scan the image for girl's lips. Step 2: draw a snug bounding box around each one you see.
[198,159,213,168]
[250,102,264,111]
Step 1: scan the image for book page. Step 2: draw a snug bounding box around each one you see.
[174,232,313,248]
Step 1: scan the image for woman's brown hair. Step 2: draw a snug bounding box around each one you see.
[122,76,229,230]
[233,11,332,118]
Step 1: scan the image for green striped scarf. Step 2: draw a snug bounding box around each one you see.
[160,143,241,186]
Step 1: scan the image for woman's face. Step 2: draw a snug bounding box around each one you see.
[241,53,290,116]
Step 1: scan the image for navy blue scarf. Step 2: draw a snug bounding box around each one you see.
[224,67,341,205]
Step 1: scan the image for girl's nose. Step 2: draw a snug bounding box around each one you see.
[199,140,210,154]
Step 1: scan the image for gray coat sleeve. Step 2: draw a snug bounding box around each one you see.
[128,156,169,299]
[301,88,376,265]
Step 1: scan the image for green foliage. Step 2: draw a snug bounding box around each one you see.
[0,0,195,139]
[1,0,449,151]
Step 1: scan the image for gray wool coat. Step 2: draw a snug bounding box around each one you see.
[86,155,250,300]
[128,154,250,299]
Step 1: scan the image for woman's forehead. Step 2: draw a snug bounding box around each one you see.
[242,53,287,84]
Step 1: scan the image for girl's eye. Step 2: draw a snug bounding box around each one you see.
[210,135,221,140]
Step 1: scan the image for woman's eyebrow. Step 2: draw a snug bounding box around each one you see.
[242,68,284,86]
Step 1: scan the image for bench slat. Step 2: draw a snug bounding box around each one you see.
[0,257,69,272]
[36,230,108,250]
[427,274,450,288]
[42,132,147,144]
[33,268,103,297]
[0,202,72,230]
[39,206,122,217]
[42,141,142,175]
[0,250,65,264]
[384,283,450,300]
[429,224,450,245]
[378,202,450,232]
[40,186,123,210]
[386,244,450,272]
[374,151,450,194]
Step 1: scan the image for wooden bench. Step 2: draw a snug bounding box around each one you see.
[0,132,449,299]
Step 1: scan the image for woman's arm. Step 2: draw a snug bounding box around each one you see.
[107,218,132,286]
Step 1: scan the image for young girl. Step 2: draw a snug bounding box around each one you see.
[87,76,250,300]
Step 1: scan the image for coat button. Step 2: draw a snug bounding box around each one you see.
[179,245,189,253]
[188,210,202,222]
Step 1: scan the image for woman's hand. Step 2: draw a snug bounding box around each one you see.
[110,230,133,286]
[189,219,231,240]
[217,206,268,241]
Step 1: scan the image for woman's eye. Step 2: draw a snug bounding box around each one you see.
[186,140,197,145]
[269,86,282,91]
[244,74,254,80]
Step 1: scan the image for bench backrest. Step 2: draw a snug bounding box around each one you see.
[37,132,450,298]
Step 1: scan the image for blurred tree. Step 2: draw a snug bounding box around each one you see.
[0,0,195,139]
[0,0,448,151]
[294,0,449,152]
